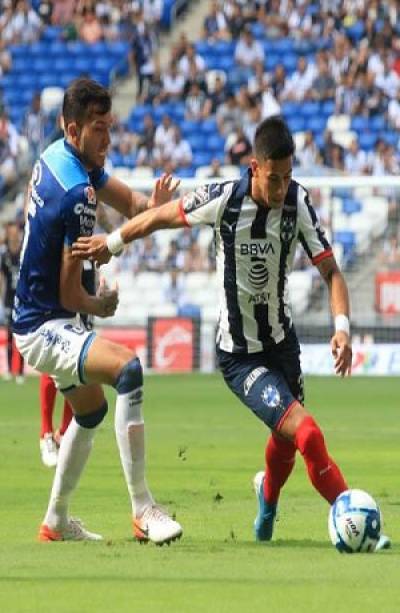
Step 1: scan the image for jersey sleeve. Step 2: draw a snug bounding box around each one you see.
[297,187,333,265]
[179,181,234,227]
[61,184,97,247]
[89,166,109,190]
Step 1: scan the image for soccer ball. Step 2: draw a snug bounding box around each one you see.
[328,489,381,553]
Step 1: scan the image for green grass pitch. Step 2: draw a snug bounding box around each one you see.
[1,374,399,612]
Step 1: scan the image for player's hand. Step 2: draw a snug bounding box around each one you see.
[96,277,119,318]
[72,235,111,265]
[331,331,352,377]
[148,173,181,208]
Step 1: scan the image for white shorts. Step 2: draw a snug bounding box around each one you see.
[14,318,96,391]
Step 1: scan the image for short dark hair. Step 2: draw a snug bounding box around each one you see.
[62,78,111,127]
[253,115,295,161]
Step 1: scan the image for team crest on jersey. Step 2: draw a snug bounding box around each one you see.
[280,216,296,243]
[261,385,281,408]
[85,186,96,205]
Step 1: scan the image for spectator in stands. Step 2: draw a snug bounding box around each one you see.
[143,62,163,104]
[178,43,206,80]
[161,60,186,101]
[375,54,400,98]
[261,85,281,118]
[137,234,162,272]
[1,0,43,45]
[388,87,400,130]
[270,64,287,100]
[329,34,351,82]
[226,125,252,166]
[79,6,103,44]
[247,59,269,99]
[137,113,156,150]
[281,56,316,101]
[234,26,264,71]
[130,10,157,98]
[0,110,19,193]
[310,56,336,100]
[216,93,242,136]
[287,1,312,40]
[0,40,12,78]
[296,131,321,169]
[49,0,76,25]
[259,0,288,38]
[163,126,193,170]
[355,71,387,117]
[136,139,161,169]
[23,93,42,161]
[142,0,163,33]
[184,240,208,273]
[162,268,187,308]
[201,157,224,178]
[207,74,228,113]
[344,138,370,175]
[185,82,212,120]
[202,0,229,41]
[242,100,262,144]
[226,1,246,39]
[154,114,175,158]
[165,239,184,270]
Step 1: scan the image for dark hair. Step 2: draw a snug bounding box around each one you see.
[62,78,111,127]
[253,115,295,161]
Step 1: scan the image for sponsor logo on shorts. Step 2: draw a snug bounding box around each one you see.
[40,328,71,354]
[243,366,268,396]
[261,384,281,408]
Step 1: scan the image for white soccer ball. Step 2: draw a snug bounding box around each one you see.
[328,489,381,553]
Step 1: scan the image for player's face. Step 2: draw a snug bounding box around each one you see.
[251,156,292,209]
[72,108,113,169]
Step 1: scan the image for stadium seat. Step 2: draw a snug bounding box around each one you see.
[342,198,362,215]
[306,116,326,133]
[187,134,206,152]
[358,132,377,151]
[300,101,320,117]
[351,116,369,132]
[287,117,305,133]
[370,115,386,132]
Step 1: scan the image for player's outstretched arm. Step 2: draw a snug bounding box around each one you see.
[316,256,352,377]
[72,198,185,264]
[60,247,119,317]
[97,173,180,218]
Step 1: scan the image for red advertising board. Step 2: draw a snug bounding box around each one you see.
[375,271,400,314]
[148,317,200,372]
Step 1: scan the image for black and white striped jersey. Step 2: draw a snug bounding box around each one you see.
[179,170,332,354]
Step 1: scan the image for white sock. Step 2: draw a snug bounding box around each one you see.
[43,418,96,530]
[115,390,154,518]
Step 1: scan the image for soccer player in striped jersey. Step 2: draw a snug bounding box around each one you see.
[73,116,389,550]
[13,78,182,544]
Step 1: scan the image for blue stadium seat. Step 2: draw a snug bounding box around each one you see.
[287,116,305,132]
[250,22,265,40]
[282,101,299,118]
[345,21,365,42]
[152,104,173,122]
[176,167,196,178]
[42,26,63,41]
[370,115,386,132]
[351,116,369,132]
[321,99,335,117]
[332,188,352,199]
[273,38,295,54]
[180,119,201,136]
[195,41,213,57]
[213,55,234,72]
[9,44,30,59]
[130,105,153,122]
[213,41,236,55]
[193,151,213,166]
[48,40,69,57]
[187,134,206,152]
[38,74,58,89]
[282,54,297,73]
[201,118,218,134]
[75,58,95,74]
[300,101,320,117]
[381,132,398,147]
[169,103,185,122]
[54,58,73,73]
[29,41,50,57]
[342,199,362,215]
[334,231,356,258]
[306,116,326,133]
[265,54,279,71]
[207,134,225,152]
[358,132,377,151]
[58,73,79,89]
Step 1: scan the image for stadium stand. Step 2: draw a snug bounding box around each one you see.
[0,0,399,336]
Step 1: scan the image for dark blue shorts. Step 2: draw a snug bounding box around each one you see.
[216,328,304,430]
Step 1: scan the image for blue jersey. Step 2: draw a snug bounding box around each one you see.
[12,139,109,334]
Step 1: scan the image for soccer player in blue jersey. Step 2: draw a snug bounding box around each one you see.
[12,78,182,544]
[73,115,390,550]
